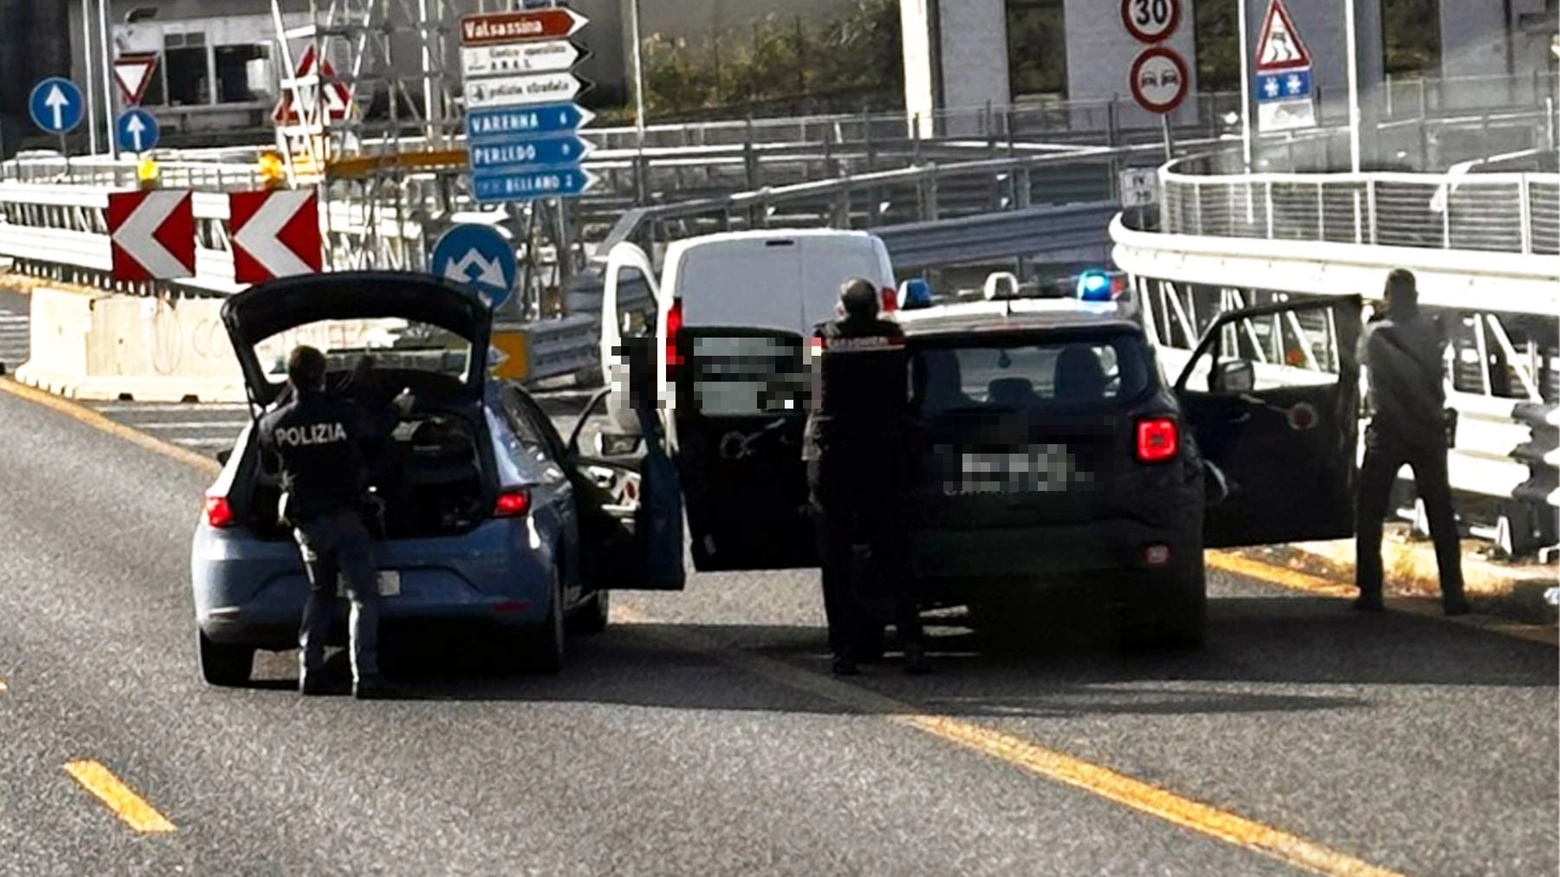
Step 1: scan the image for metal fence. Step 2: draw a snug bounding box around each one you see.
[1160,156,1560,257]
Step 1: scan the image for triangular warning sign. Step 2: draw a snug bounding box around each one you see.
[1254,0,1312,73]
[113,53,159,106]
[272,45,353,125]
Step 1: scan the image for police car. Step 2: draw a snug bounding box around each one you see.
[878,272,1364,646]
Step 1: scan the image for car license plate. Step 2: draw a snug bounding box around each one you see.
[336,571,401,597]
[948,446,1083,495]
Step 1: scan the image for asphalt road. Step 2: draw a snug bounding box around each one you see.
[0,347,1556,876]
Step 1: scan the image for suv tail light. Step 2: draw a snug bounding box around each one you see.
[665,298,684,374]
[1136,418,1179,463]
[881,287,898,313]
[494,489,531,518]
[204,493,236,528]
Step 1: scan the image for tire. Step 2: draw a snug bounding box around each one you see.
[567,589,610,635]
[197,630,254,687]
[523,569,566,674]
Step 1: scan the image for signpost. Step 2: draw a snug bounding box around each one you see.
[431,224,518,309]
[1253,0,1316,133]
[1128,46,1190,115]
[115,108,159,155]
[272,46,353,126]
[113,53,160,107]
[107,190,195,282]
[230,190,323,284]
[29,78,86,136]
[1120,0,1180,44]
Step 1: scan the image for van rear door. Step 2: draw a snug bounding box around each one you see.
[674,238,805,333]
[799,235,892,327]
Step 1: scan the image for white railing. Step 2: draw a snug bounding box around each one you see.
[1159,158,1560,257]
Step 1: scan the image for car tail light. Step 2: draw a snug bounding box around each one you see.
[1136,418,1178,463]
[881,286,898,313]
[494,489,530,518]
[665,298,684,373]
[204,493,236,528]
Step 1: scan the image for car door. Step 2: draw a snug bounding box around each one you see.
[601,242,661,433]
[670,327,816,572]
[560,388,686,591]
[1173,295,1363,548]
[497,385,582,600]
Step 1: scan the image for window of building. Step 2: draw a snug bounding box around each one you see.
[1006,0,1068,98]
[215,44,268,104]
[164,31,210,106]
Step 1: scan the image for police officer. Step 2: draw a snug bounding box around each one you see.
[804,278,931,676]
[259,346,396,698]
[1355,269,1468,615]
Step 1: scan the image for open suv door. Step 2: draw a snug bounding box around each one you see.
[1173,296,1363,548]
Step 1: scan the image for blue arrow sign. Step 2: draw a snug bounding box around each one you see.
[115,108,160,154]
[465,102,596,144]
[431,224,517,309]
[472,167,598,205]
[28,77,85,135]
[469,134,594,173]
[1256,68,1311,103]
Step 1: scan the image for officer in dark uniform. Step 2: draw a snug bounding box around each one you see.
[804,278,931,676]
[258,345,395,698]
[1355,269,1468,615]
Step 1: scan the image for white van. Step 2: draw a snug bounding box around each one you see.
[599,229,896,429]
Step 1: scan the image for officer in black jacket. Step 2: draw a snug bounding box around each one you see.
[1355,269,1468,615]
[258,346,396,698]
[804,278,930,676]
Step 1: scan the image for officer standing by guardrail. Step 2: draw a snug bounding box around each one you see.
[1355,269,1469,616]
[803,278,931,676]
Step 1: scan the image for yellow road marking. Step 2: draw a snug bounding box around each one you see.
[0,378,222,476]
[63,760,176,834]
[613,606,1408,877]
[0,673,7,695]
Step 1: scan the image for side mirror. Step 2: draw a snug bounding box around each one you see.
[1210,359,1255,394]
[595,431,643,457]
[216,448,233,465]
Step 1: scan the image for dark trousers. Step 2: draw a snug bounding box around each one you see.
[294,508,382,684]
[809,459,924,660]
[1355,435,1465,606]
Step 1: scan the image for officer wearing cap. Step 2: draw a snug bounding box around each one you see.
[803,278,931,676]
[259,345,400,698]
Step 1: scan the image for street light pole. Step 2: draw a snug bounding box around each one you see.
[1344,0,1363,173]
[97,0,118,161]
[81,0,99,155]
[1237,0,1253,171]
[630,0,647,139]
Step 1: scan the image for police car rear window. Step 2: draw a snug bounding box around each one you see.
[910,333,1150,414]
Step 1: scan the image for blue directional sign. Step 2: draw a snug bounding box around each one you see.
[431,224,517,309]
[469,134,593,173]
[472,168,598,205]
[1256,68,1312,103]
[464,103,596,144]
[28,77,85,135]
[115,108,160,154]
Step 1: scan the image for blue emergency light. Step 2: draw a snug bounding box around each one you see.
[1076,270,1113,302]
[899,278,934,310]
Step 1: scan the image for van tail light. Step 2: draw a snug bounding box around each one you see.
[665,298,684,375]
[1136,418,1179,463]
[204,493,236,529]
[494,489,531,518]
[881,287,898,313]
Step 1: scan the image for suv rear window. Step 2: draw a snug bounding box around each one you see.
[910,332,1152,415]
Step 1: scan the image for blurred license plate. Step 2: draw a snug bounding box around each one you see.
[336,571,401,597]
[950,446,1081,494]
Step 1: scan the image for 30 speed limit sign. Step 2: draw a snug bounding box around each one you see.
[1121,0,1181,43]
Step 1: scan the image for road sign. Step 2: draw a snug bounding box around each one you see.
[1119,168,1158,207]
[1254,0,1312,73]
[107,190,195,281]
[115,109,160,154]
[1258,99,1316,132]
[113,53,160,106]
[465,103,597,143]
[472,168,598,205]
[469,134,596,172]
[462,40,585,78]
[1128,47,1189,114]
[431,224,517,308]
[464,71,587,110]
[28,78,85,135]
[273,46,352,125]
[1256,69,1312,103]
[1120,0,1180,44]
[460,9,588,46]
[229,190,322,284]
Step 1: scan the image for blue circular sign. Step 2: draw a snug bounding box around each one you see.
[28,78,85,135]
[431,224,517,309]
[116,108,160,154]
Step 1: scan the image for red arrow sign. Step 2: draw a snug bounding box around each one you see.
[460,9,588,46]
[229,190,322,284]
[107,190,195,281]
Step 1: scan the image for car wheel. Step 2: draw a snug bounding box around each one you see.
[523,569,566,674]
[567,590,610,635]
[197,630,254,687]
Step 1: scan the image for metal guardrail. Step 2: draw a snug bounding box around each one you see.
[1159,155,1560,257]
[876,203,1119,271]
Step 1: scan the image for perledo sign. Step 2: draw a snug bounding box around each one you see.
[1121,0,1181,44]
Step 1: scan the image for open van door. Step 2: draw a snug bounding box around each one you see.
[671,327,816,572]
[601,242,660,434]
[1173,296,1363,548]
